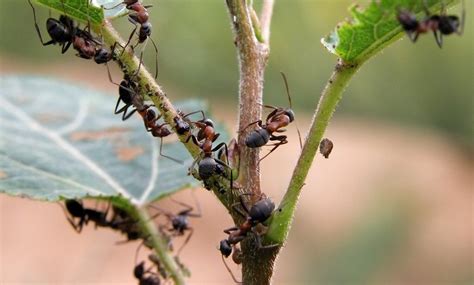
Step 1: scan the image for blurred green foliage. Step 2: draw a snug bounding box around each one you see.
[0,0,472,146]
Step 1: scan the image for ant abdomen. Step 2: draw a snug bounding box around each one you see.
[249,198,275,224]
[198,157,219,180]
[439,16,460,34]
[245,129,269,148]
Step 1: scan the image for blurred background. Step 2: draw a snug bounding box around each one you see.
[0,0,472,284]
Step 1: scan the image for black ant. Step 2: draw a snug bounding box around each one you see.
[28,0,76,53]
[242,72,302,161]
[218,194,275,258]
[134,261,161,285]
[61,199,111,232]
[319,138,333,159]
[397,0,465,48]
[138,106,183,164]
[150,195,201,256]
[186,116,234,185]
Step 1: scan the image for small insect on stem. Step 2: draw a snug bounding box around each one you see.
[319,138,333,159]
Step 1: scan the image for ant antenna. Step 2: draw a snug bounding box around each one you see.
[459,0,465,35]
[221,254,242,284]
[280,72,303,150]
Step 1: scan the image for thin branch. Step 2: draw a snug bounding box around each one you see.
[260,0,275,44]
[265,60,360,244]
[135,207,186,285]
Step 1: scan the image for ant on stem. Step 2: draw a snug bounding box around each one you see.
[242,72,302,161]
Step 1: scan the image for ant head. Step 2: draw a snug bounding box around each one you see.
[438,15,460,35]
[171,215,187,231]
[141,22,152,37]
[201,118,215,127]
[94,48,111,64]
[134,261,145,278]
[285,109,295,122]
[219,240,232,257]
[249,197,275,224]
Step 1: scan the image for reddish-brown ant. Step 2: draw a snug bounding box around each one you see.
[150,194,201,256]
[397,0,465,48]
[319,138,333,159]
[218,194,275,257]
[138,106,183,164]
[186,116,234,185]
[242,72,302,161]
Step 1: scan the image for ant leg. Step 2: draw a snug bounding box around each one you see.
[176,228,193,256]
[61,41,73,54]
[433,30,443,48]
[149,37,160,79]
[122,107,138,120]
[254,232,279,250]
[158,137,184,164]
[57,202,83,233]
[279,72,302,148]
[122,23,138,55]
[458,0,465,35]
[221,255,242,284]
[182,110,206,121]
[422,0,431,16]
[28,0,55,46]
[259,138,287,161]
[239,120,263,134]
[223,226,239,234]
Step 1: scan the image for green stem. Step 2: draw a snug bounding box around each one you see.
[135,207,186,285]
[266,60,360,243]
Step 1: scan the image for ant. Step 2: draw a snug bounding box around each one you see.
[107,0,159,78]
[138,106,183,164]
[397,0,465,48]
[28,0,76,53]
[150,194,201,256]
[242,72,302,161]
[319,138,333,159]
[218,194,275,258]
[28,0,118,65]
[134,261,161,285]
[186,116,234,185]
[61,199,111,232]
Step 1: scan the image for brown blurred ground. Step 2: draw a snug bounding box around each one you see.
[0,58,473,284]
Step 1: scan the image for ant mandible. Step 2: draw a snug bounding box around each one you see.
[242,72,302,161]
[397,0,465,48]
[150,194,201,256]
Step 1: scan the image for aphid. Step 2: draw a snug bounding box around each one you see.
[243,72,302,161]
[397,0,465,48]
[319,138,333,159]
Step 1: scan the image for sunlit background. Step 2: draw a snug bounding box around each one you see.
[0,0,472,284]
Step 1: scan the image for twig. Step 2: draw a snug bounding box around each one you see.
[265,60,360,243]
[260,0,275,44]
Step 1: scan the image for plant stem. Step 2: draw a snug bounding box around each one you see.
[265,60,360,243]
[135,207,186,285]
[260,0,275,44]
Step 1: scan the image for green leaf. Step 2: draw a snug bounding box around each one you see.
[33,0,104,24]
[0,76,218,205]
[321,0,460,63]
